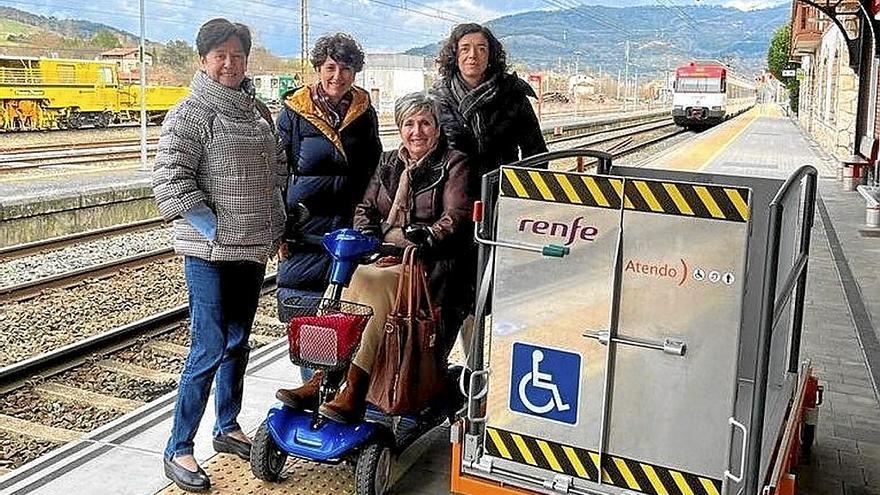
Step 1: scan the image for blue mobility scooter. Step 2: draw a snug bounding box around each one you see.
[250,228,464,495]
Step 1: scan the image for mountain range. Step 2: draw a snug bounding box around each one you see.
[408,4,789,75]
[0,3,789,76]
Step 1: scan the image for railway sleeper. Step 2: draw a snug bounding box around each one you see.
[34,383,144,413]
[0,413,80,444]
[96,360,178,384]
[145,341,189,357]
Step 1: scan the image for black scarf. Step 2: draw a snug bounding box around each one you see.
[449,73,500,155]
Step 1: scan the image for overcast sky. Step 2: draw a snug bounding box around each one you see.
[1,0,787,54]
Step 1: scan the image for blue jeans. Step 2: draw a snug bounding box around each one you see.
[164,256,266,459]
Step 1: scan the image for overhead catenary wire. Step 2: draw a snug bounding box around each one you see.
[0,0,452,56]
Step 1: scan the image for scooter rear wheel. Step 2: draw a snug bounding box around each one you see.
[251,420,287,481]
[355,439,392,495]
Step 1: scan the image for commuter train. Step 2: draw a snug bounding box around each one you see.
[0,56,188,131]
[672,61,756,128]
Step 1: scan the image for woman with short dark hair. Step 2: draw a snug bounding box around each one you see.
[153,18,285,492]
[274,32,382,410]
[432,22,547,193]
[195,18,252,58]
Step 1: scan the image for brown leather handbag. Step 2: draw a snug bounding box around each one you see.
[367,246,445,414]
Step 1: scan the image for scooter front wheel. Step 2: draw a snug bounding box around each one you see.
[251,419,287,481]
[355,439,392,495]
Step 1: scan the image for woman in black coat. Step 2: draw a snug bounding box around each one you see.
[430,23,548,352]
[431,22,548,195]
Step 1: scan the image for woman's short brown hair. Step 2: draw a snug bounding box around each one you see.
[196,18,252,57]
[310,33,365,72]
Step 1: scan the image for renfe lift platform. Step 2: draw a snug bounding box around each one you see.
[450,150,822,495]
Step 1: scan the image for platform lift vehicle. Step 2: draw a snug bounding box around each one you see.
[250,228,464,495]
[450,149,823,495]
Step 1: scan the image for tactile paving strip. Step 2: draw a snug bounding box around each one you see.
[157,453,355,495]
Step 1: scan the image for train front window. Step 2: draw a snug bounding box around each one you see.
[676,77,723,93]
[100,67,114,85]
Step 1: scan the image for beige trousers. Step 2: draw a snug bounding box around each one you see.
[329,263,403,373]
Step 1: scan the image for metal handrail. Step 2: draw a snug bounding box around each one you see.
[507,149,614,174]
[745,165,817,495]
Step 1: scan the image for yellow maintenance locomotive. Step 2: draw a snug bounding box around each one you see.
[0,55,188,131]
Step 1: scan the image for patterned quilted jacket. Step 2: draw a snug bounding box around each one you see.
[152,70,287,264]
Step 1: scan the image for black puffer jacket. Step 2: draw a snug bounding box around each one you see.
[432,72,548,194]
[276,85,382,300]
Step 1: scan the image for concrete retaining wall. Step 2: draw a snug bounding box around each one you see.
[0,186,158,248]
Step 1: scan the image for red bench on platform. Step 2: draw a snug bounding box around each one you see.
[841,134,876,191]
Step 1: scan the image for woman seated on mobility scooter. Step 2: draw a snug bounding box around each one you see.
[281,91,473,424]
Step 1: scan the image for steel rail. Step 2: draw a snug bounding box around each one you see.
[0,149,158,170]
[574,121,678,151]
[546,116,673,145]
[0,274,277,393]
[0,247,176,302]
[560,128,691,172]
[612,128,690,158]
[0,218,165,260]
[1,138,161,156]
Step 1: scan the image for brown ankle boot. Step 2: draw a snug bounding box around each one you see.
[318,366,370,423]
[276,371,323,410]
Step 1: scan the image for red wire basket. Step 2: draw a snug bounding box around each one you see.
[279,296,373,373]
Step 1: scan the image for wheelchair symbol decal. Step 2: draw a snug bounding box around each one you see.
[510,343,580,424]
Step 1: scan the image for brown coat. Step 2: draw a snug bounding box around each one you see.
[353,146,470,256]
[353,145,471,324]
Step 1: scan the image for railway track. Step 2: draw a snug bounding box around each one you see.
[0,126,407,156]
[0,247,175,302]
[0,276,286,471]
[0,218,165,260]
[0,111,669,173]
[0,275,279,393]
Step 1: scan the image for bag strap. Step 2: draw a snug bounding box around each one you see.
[391,246,415,318]
[405,246,418,318]
[416,258,436,316]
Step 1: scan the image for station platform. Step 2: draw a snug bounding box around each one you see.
[1,105,878,495]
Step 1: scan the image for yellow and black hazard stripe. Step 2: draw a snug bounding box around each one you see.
[484,427,722,495]
[500,167,623,210]
[498,168,750,223]
[623,179,750,223]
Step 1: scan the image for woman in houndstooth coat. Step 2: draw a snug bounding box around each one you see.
[151,19,286,492]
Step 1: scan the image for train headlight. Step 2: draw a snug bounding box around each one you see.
[673,105,683,110]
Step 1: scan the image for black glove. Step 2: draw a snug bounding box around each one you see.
[289,202,310,229]
[403,224,435,247]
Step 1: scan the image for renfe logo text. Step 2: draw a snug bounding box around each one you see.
[518,217,599,246]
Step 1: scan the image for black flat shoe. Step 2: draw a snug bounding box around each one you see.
[213,433,252,460]
[163,457,210,493]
